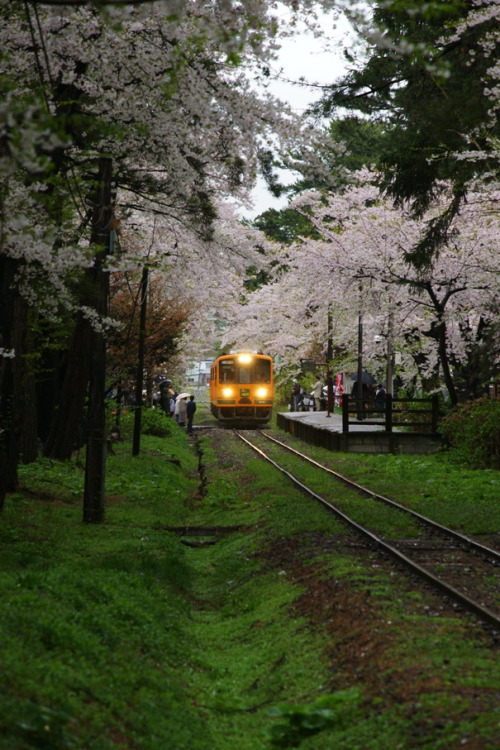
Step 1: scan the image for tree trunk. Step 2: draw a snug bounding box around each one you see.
[0,256,24,507]
[17,308,38,464]
[83,157,113,523]
[43,312,92,459]
[36,347,65,445]
[435,320,458,406]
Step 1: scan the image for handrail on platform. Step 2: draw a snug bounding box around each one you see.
[341,393,441,434]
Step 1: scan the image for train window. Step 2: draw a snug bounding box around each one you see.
[255,361,271,383]
[219,357,271,384]
[239,366,251,384]
[219,360,235,383]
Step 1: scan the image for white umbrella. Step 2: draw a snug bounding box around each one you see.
[177,392,191,400]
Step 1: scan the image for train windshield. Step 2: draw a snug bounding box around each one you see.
[219,359,271,384]
[254,360,271,383]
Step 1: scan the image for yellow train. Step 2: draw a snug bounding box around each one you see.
[210,352,273,424]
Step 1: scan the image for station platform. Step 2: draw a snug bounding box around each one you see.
[280,409,387,433]
[276,409,440,455]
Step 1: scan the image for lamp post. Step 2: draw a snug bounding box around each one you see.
[326,305,335,414]
[375,307,395,396]
[386,308,394,396]
[132,264,149,457]
[356,311,364,420]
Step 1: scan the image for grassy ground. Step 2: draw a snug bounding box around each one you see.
[1,402,499,749]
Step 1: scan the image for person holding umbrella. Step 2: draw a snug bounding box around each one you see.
[175,393,190,426]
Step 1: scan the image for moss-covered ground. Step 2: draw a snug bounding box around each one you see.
[1,403,499,749]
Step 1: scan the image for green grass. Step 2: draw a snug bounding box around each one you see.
[1,430,206,749]
[264,422,500,537]
[1,414,500,749]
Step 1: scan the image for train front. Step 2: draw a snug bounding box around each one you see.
[212,352,273,424]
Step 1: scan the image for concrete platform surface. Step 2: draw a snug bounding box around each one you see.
[281,410,388,433]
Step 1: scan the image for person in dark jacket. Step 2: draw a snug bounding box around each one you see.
[375,384,387,411]
[186,395,197,433]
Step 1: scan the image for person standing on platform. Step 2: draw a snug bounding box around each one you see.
[312,376,323,412]
[375,384,387,411]
[186,395,197,433]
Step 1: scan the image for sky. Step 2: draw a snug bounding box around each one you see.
[242,8,356,219]
[266,9,354,115]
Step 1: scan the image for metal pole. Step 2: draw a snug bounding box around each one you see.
[132,265,149,456]
[356,311,364,420]
[386,307,394,396]
[326,362,331,417]
[342,394,349,433]
[326,306,333,416]
[385,393,393,433]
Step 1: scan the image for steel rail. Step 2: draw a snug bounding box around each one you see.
[236,431,500,631]
[260,431,500,565]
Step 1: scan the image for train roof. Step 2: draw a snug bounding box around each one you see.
[215,351,272,360]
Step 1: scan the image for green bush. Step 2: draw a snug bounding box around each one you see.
[440,397,500,469]
[120,407,175,439]
[266,689,362,747]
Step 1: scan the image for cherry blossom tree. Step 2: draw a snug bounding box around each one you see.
[0,0,339,510]
[0,0,337,344]
[317,0,500,268]
[222,173,500,402]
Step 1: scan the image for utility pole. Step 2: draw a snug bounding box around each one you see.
[356,311,364,419]
[326,305,334,414]
[386,308,394,396]
[83,157,113,523]
[132,265,149,456]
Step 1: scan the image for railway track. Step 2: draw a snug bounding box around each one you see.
[235,429,500,631]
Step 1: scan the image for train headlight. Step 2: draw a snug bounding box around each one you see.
[256,387,268,398]
[222,387,233,398]
[237,353,252,364]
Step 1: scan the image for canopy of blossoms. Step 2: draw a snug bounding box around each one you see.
[220,172,500,399]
